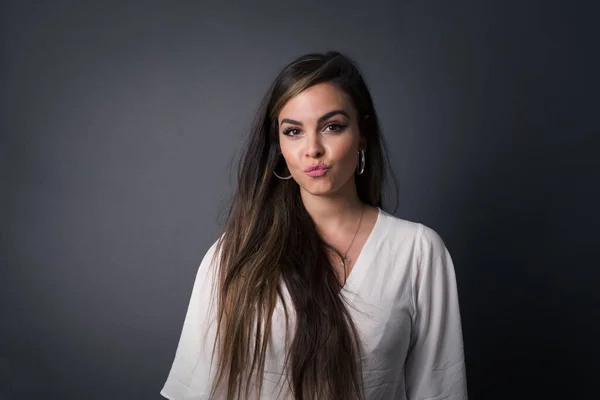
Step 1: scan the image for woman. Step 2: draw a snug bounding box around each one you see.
[160,51,467,400]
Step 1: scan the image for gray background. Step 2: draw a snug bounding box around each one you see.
[1,0,598,399]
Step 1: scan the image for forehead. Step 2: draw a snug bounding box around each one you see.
[278,82,355,122]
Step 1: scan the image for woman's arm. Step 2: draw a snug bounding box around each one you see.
[404,224,468,399]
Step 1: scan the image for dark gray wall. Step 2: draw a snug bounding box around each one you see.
[1,1,598,399]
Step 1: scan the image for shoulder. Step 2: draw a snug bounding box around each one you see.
[377,208,420,235]
[376,209,449,259]
[200,235,223,265]
[194,233,226,282]
[376,208,426,241]
[416,222,448,257]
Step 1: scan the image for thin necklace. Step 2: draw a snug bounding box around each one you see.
[341,204,365,278]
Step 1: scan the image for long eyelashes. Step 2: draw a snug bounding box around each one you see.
[281,127,300,136]
[281,123,348,137]
[324,123,347,133]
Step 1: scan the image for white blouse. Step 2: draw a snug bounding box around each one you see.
[161,208,468,399]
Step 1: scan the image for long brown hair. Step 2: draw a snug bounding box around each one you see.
[210,51,397,399]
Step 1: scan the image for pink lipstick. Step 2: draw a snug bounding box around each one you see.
[304,164,329,177]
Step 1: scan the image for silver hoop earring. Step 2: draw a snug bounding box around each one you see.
[273,155,293,180]
[357,149,366,175]
[273,170,293,180]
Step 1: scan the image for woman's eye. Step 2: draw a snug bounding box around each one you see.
[325,123,345,132]
[282,128,300,136]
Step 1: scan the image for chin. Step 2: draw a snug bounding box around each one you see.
[304,189,336,197]
[298,181,339,197]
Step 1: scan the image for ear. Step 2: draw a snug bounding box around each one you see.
[359,135,367,151]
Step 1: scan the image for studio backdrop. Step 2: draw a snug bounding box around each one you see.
[1,1,598,399]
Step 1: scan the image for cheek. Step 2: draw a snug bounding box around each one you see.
[334,139,359,165]
[279,143,296,167]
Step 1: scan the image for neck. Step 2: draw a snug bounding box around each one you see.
[300,180,364,233]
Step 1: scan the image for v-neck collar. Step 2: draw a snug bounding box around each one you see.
[341,207,383,292]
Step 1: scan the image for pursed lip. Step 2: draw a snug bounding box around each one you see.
[304,164,329,173]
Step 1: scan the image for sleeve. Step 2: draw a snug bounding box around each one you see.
[404,224,468,400]
[160,239,224,400]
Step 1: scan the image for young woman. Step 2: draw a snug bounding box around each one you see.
[160,51,467,400]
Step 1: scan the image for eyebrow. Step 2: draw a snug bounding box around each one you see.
[279,109,350,127]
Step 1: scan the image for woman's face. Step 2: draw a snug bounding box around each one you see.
[277,82,364,198]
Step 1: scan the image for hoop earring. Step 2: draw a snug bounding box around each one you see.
[357,149,366,175]
[273,155,293,180]
[273,170,293,180]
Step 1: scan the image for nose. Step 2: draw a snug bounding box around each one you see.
[305,132,325,159]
